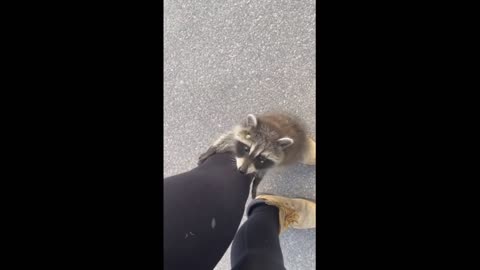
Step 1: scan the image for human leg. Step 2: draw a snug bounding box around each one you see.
[231,195,316,270]
[164,153,253,270]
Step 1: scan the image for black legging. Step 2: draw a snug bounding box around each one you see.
[164,153,286,270]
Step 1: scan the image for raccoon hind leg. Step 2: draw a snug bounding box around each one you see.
[300,136,316,165]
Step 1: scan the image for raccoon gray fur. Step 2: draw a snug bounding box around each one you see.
[198,112,313,199]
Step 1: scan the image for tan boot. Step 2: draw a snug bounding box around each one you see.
[301,137,316,165]
[256,194,316,234]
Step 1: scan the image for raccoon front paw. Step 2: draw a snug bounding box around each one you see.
[198,154,208,165]
[198,147,217,165]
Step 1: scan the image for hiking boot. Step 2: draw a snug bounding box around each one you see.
[250,194,316,234]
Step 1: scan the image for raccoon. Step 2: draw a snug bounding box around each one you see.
[198,112,316,199]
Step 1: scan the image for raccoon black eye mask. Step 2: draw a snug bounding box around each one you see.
[235,141,275,171]
[198,112,316,199]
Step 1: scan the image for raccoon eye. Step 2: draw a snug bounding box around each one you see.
[244,146,250,152]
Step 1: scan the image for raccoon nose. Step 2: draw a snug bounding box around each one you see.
[238,168,246,174]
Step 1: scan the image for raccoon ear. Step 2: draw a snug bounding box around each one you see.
[246,114,257,128]
[277,137,294,149]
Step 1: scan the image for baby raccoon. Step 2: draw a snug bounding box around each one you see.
[198,112,316,199]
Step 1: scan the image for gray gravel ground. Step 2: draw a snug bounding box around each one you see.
[164,0,316,269]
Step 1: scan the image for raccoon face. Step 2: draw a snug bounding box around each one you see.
[234,140,275,174]
[233,114,294,174]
